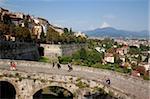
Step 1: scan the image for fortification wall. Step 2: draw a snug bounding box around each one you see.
[40,44,85,58]
[0,41,40,60]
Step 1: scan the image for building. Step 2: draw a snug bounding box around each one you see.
[138,62,150,71]
[74,31,86,38]
[0,7,9,13]
[104,53,114,63]
[14,12,24,19]
[116,46,128,55]
[49,25,64,35]
[119,55,125,62]
[32,24,42,39]
[38,17,49,34]
[95,47,105,53]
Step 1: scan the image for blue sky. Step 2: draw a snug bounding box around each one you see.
[0,0,149,31]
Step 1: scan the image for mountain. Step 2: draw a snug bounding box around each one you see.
[84,27,149,38]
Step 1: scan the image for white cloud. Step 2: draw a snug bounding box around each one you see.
[100,22,110,28]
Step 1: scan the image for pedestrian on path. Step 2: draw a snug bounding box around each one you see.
[57,63,61,69]
[68,63,73,72]
[52,62,55,68]
[10,61,16,71]
[105,78,111,85]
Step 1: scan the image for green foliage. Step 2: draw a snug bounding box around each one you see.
[0,23,15,35]
[69,28,73,34]
[72,48,103,66]
[140,44,149,51]
[46,27,60,44]
[72,51,80,60]
[46,27,87,44]
[114,54,122,64]
[87,38,115,50]
[76,81,89,88]
[64,28,69,35]
[101,38,114,49]
[76,36,86,43]
[85,50,102,66]
[0,23,8,35]
[87,39,95,49]
[24,19,29,28]
[58,56,72,64]
[144,56,149,62]
[137,54,142,64]
[40,30,46,43]
[3,14,12,24]
[72,59,82,65]
[38,56,49,63]
[14,26,32,41]
[79,48,87,60]
[92,63,129,74]
[129,46,140,55]
[143,75,150,80]
[131,63,138,70]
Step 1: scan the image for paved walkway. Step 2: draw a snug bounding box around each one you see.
[0,61,149,99]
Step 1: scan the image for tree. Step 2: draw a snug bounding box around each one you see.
[0,23,10,35]
[59,33,66,44]
[86,50,102,65]
[64,28,69,35]
[79,48,87,60]
[102,38,114,49]
[40,30,46,43]
[24,19,29,28]
[129,46,140,55]
[125,56,130,62]
[140,44,149,51]
[107,48,116,54]
[14,26,31,41]
[144,56,149,62]
[137,54,142,64]
[46,27,60,44]
[114,54,122,64]
[3,14,11,24]
[69,28,73,34]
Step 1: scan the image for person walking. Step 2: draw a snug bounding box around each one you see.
[68,63,73,72]
[52,62,55,68]
[10,61,16,71]
[105,78,111,85]
[57,63,61,69]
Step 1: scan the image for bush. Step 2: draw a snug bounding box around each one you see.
[143,75,150,80]
[92,63,105,68]
[76,81,89,88]
[58,56,72,64]
[72,60,82,65]
[38,56,49,63]
[72,48,103,66]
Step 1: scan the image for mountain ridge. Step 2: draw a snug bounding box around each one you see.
[84,27,149,38]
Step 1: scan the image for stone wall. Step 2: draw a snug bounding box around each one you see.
[40,44,85,58]
[0,41,40,60]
